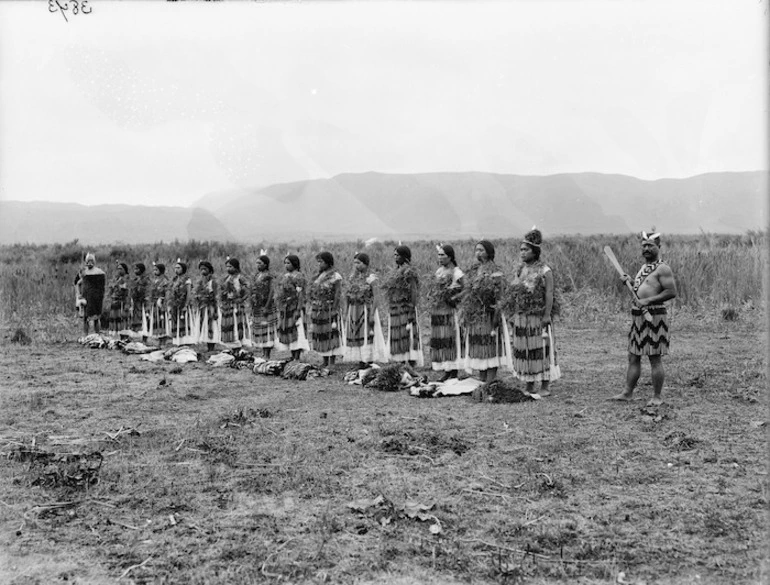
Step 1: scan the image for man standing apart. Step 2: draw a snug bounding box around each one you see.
[611,230,677,406]
[74,252,106,335]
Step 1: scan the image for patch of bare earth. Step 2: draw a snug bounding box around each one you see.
[0,316,766,584]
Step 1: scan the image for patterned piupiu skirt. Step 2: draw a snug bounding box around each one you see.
[309,302,343,356]
[629,305,669,356]
[430,304,463,371]
[168,306,194,345]
[464,311,507,371]
[130,303,148,336]
[387,300,423,365]
[510,312,561,382]
[108,301,131,336]
[194,305,221,345]
[220,301,250,347]
[276,306,309,351]
[148,304,168,339]
[344,302,386,363]
[251,308,278,349]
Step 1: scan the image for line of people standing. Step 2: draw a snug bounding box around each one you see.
[75,227,560,387]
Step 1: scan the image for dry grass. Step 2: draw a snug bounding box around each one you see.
[0,313,766,584]
[0,233,767,343]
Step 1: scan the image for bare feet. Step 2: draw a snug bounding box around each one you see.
[539,390,552,397]
[609,392,634,401]
[646,397,663,406]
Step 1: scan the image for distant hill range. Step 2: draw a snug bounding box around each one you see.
[1,171,766,244]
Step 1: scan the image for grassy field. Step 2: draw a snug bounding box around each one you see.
[0,233,766,343]
[0,309,766,584]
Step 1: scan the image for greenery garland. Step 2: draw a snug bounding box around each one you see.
[221,274,246,303]
[194,277,217,307]
[167,277,189,310]
[500,262,561,317]
[274,273,301,310]
[249,272,273,309]
[309,271,340,307]
[109,276,128,303]
[345,273,374,305]
[381,265,418,305]
[426,272,460,309]
[148,276,168,303]
[458,263,504,322]
[130,275,149,306]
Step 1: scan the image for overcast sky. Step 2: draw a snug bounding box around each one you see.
[0,0,766,207]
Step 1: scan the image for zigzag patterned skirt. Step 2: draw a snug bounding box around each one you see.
[629,305,669,356]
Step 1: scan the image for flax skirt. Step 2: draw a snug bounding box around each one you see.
[509,312,561,382]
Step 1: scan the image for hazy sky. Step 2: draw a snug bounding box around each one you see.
[0,0,766,207]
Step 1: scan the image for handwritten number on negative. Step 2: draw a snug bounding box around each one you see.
[49,0,92,22]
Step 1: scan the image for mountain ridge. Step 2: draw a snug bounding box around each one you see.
[1,171,765,244]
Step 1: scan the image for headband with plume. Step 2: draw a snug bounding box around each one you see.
[175,258,187,274]
[641,229,661,246]
[85,252,96,263]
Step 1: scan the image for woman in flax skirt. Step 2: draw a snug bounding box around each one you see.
[147,262,170,344]
[250,254,278,359]
[219,257,250,349]
[382,245,423,367]
[308,251,344,367]
[192,260,220,352]
[107,262,131,338]
[129,262,150,342]
[506,228,561,396]
[166,260,194,345]
[460,240,508,382]
[275,254,309,361]
[428,244,465,381]
[342,252,386,365]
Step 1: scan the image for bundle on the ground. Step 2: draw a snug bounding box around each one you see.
[366,363,426,392]
[471,379,540,403]
[253,359,290,376]
[282,362,330,380]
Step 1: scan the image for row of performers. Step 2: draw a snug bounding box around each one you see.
[75,229,560,392]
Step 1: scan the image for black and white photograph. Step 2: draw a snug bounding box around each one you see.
[0,1,767,583]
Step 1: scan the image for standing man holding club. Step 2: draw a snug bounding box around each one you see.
[609,230,678,406]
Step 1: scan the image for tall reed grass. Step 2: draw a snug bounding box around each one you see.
[0,233,765,338]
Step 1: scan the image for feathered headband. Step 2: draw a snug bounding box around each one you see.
[641,230,661,245]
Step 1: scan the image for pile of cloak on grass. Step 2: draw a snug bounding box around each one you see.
[76,335,330,380]
[344,363,429,392]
